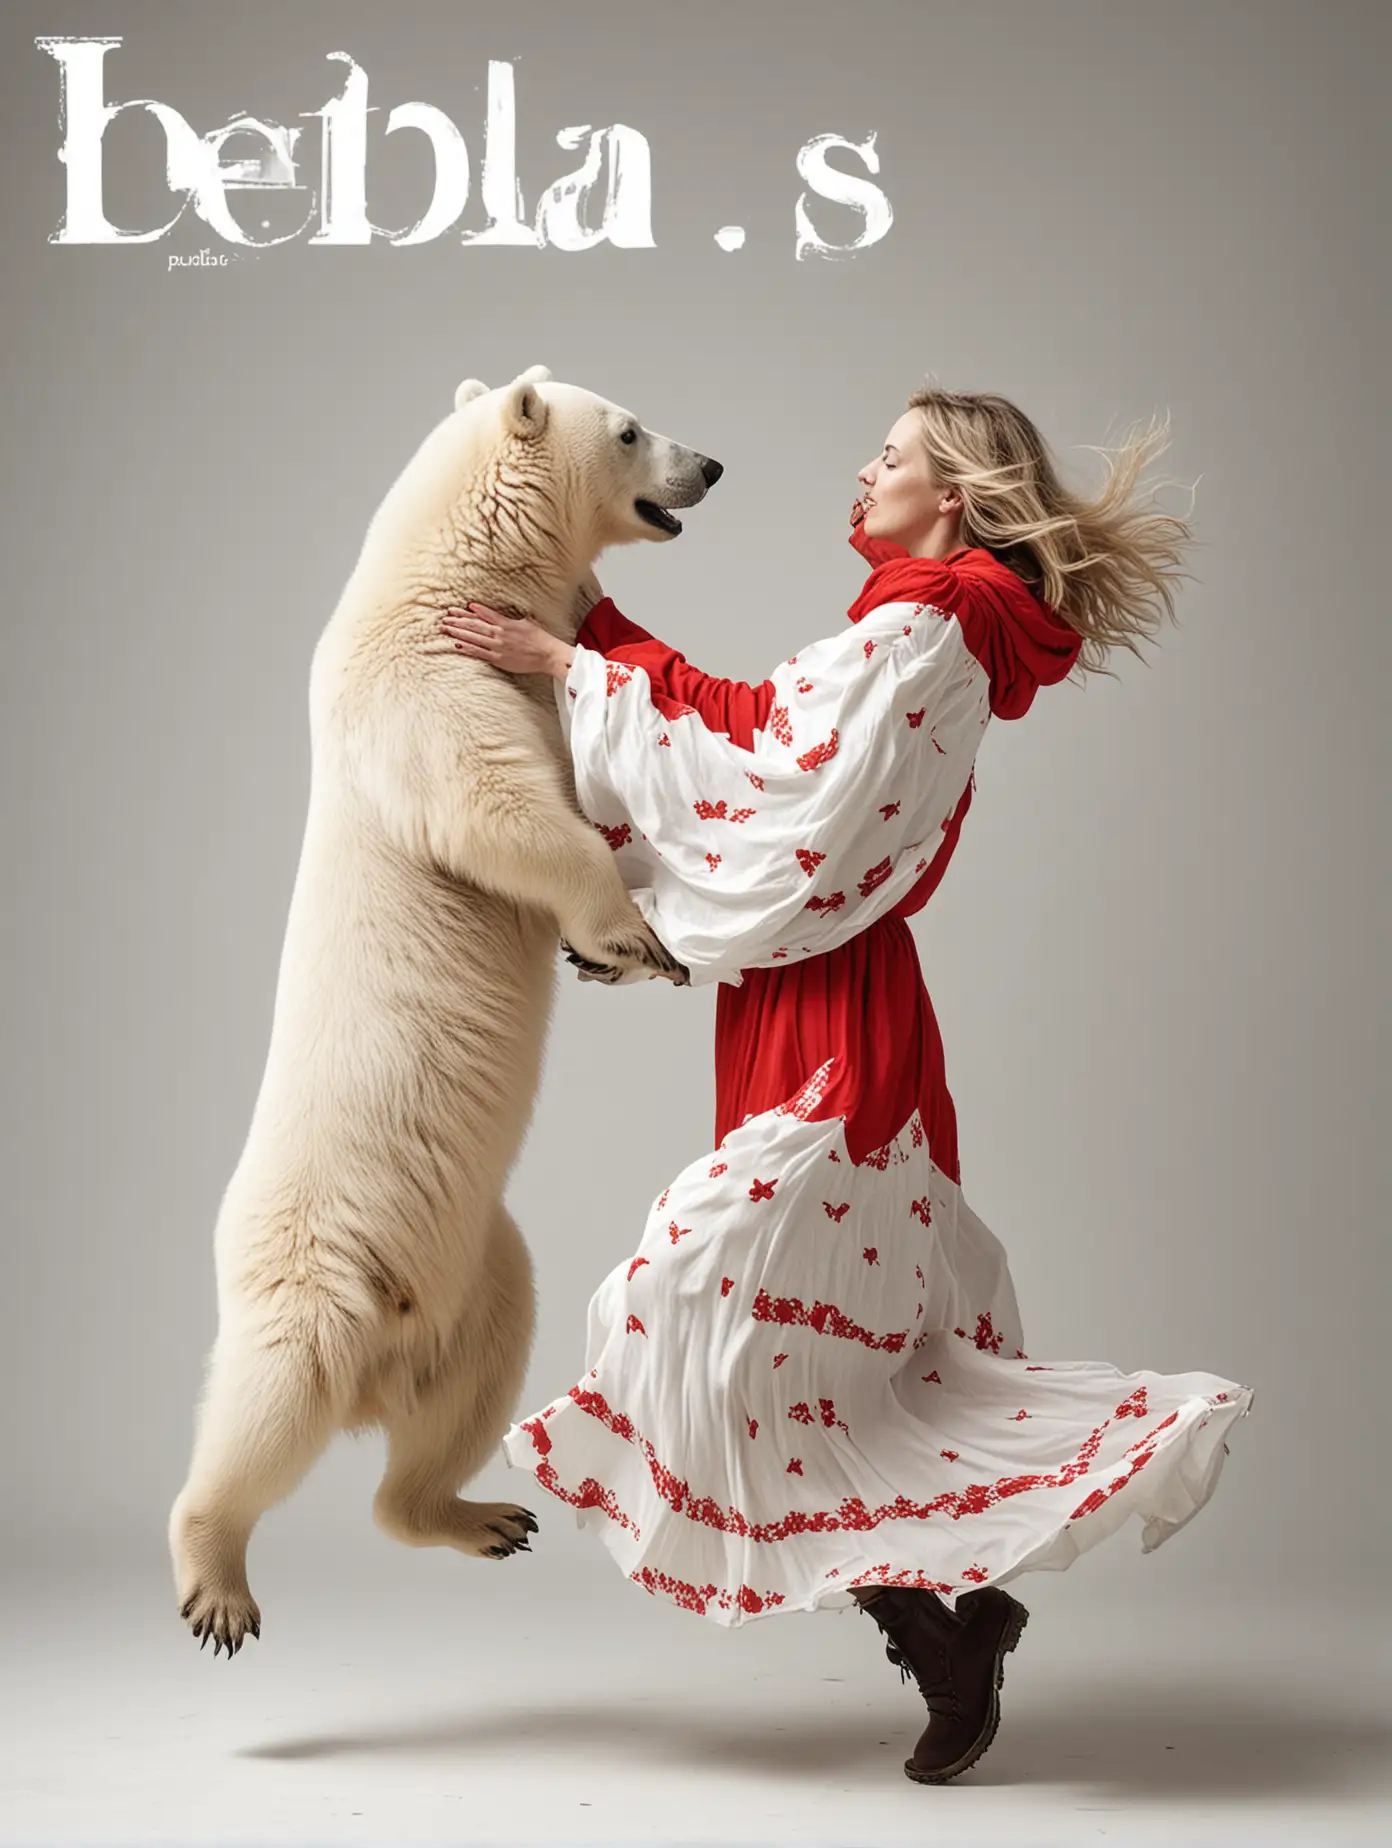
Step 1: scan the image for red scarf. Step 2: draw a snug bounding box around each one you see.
[846,499,1081,720]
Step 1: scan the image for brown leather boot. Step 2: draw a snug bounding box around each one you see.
[857,1583,1028,1783]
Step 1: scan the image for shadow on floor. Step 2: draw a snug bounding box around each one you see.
[242,1680,1390,1801]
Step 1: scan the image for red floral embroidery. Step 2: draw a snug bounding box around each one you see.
[694,798,757,823]
[805,891,847,915]
[657,732,671,747]
[879,801,901,819]
[595,820,632,851]
[928,729,947,756]
[797,731,839,772]
[751,1287,908,1354]
[974,1312,1004,1354]
[625,1315,646,1335]
[796,678,814,693]
[1012,1410,1030,1421]
[773,1060,835,1120]
[520,1389,1180,1550]
[922,1369,942,1383]
[605,664,634,696]
[747,772,765,790]
[862,1247,879,1265]
[863,639,876,658]
[631,1565,785,1618]
[626,1257,649,1282]
[819,1397,851,1436]
[705,852,722,871]
[827,1150,841,1162]
[1069,1412,1179,1522]
[787,1458,803,1475]
[749,1177,778,1202]
[656,1187,670,1210]
[1115,1388,1150,1419]
[788,1401,814,1426]
[668,1220,692,1244]
[822,1202,850,1223]
[721,1277,735,1297]
[747,1418,758,1439]
[521,1457,641,1539]
[770,704,793,746]
[795,847,827,878]
[858,857,894,897]
[941,1449,959,1462]
[910,1195,932,1225]
[906,708,926,728]
[709,1162,728,1178]
[850,1567,957,1594]
[962,1564,989,1584]
[773,1353,788,1368]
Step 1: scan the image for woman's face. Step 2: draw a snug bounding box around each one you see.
[856,411,962,556]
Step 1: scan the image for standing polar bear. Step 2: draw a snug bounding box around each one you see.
[170,365,722,1655]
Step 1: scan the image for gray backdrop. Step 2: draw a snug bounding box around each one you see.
[3,0,1386,1617]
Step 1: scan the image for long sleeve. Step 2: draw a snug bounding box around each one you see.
[576,596,774,748]
[556,594,992,987]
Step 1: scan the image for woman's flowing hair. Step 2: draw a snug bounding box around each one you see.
[907,384,1198,679]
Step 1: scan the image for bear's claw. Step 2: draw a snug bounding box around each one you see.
[561,934,689,987]
[179,1583,261,1657]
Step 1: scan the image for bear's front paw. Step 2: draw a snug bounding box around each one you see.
[560,940,628,984]
[598,923,689,987]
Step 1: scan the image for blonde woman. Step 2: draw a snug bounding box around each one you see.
[439,387,1253,1786]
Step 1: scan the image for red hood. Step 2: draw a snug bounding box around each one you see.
[847,497,1081,719]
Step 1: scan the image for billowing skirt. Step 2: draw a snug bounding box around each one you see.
[501,919,1252,1625]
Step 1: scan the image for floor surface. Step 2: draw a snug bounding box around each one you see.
[3,1541,1388,1847]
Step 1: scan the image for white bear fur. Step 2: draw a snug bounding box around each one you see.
[169,366,718,1653]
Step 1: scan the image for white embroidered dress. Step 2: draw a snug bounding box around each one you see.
[501,577,1254,1624]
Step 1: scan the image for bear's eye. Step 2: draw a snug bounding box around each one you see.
[620,428,637,445]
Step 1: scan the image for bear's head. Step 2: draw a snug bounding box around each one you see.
[451,365,723,554]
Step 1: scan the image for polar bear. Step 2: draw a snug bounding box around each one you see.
[170,364,722,1654]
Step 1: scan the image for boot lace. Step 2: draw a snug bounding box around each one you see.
[859,1599,963,1719]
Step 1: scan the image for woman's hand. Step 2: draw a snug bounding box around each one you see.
[437,603,575,680]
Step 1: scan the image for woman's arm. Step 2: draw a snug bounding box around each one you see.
[440,597,776,747]
[557,597,992,986]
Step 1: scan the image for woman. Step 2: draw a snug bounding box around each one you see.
[438,386,1253,1786]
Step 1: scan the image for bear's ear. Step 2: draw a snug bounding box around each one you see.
[454,378,489,411]
[501,376,550,440]
[515,364,551,386]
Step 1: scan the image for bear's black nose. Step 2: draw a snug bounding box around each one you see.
[701,456,724,486]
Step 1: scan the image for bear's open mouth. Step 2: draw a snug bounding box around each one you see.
[635,499,683,536]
